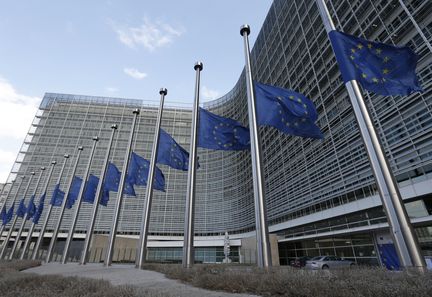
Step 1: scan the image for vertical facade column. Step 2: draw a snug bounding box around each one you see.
[32,155,70,260]
[182,62,202,268]
[21,161,57,259]
[80,124,118,265]
[62,137,99,264]
[105,109,140,266]
[398,0,432,54]
[240,24,272,268]
[316,0,425,270]
[46,146,83,262]
[136,88,167,269]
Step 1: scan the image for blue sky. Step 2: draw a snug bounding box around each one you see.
[0,0,272,182]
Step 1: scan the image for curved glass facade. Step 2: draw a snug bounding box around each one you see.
[2,0,432,240]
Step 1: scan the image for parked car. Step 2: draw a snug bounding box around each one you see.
[289,256,312,268]
[305,256,355,269]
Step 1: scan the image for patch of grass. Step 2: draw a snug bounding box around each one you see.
[142,263,432,297]
[0,261,166,297]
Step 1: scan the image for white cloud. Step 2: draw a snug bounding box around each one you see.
[0,77,39,181]
[106,87,119,93]
[202,86,220,101]
[124,67,148,80]
[112,18,185,51]
[0,149,16,181]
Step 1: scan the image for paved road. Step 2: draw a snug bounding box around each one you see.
[25,263,259,297]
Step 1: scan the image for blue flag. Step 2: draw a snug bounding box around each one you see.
[254,82,324,139]
[83,174,99,204]
[128,152,165,192]
[0,207,5,225]
[198,107,250,150]
[67,176,82,209]
[16,199,26,218]
[157,129,190,171]
[2,202,15,225]
[328,30,423,96]
[26,195,36,220]
[32,193,46,224]
[99,189,110,207]
[82,174,113,206]
[105,162,136,196]
[50,184,65,207]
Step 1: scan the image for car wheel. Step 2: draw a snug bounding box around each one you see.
[322,265,329,270]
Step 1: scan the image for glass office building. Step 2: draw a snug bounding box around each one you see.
[1,0,431,265]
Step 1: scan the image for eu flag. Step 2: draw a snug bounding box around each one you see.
[105,162,136,196]
[128,152,165,192]
[50,184,65,207]
[0,208,5,225]
[16,199,26,218]
[6,201,15,224]
[157,129,190,171]
[32,193,46,224]
[198,107,250,150]
[2,202,15,225]
[254,82,324,139]
[26,195,36,220]
[328,30,423,96]
[67,176,82,209]
[99,189,110,207]
[83,174,99,204]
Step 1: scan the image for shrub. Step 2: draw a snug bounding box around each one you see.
[142,263,432,297]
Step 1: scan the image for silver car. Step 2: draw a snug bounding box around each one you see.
[305,256,355,269]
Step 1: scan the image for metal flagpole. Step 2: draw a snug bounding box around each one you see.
[80,125,118,265]
[240,25,272,269]
[62,137,99,264]
[0,177,24,251]
[0,173,33,259]
[21,161,57,260]
[0,179,16,240]
[316,0,426,270]
[182,62,202,269]
[32,155,70,260]
[105,109,140,266]
[9,167,45,260]
[46,146,83,263]
[398,0,432,54]
[136,88,167,269]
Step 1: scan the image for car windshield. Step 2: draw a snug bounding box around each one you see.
[311,256,323,261]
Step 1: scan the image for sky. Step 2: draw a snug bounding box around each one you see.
[0,0,273,183]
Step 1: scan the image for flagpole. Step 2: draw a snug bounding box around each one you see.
[9,167,45,260]
[0,179,16,240]
[316,0,425,270]
[80,124,118,265]
[32,155,69,260]
[136,88,167,269]
[105,109,140,266]
[46,146,83,263]
[0,177,24,251]
[0,173,33,259]
[182,62,202,269]
[398,0,432,54]
[62,137,99,264]
[21,161,57,260]
[240,25,272,269]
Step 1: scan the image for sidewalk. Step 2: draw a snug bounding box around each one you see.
[25,262,260,297]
